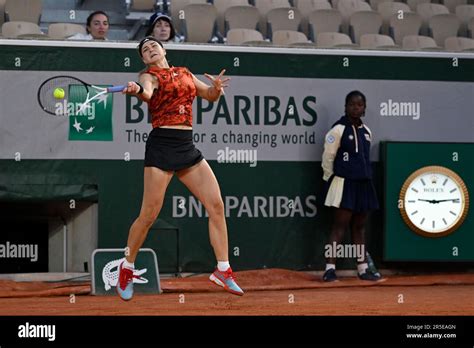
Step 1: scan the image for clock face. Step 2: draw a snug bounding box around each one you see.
[399,166,469,238]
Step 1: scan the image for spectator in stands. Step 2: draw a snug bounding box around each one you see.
[145,12,181,42]
[69,10,109,40]
[320,91,382,282]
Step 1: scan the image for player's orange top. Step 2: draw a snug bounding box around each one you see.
[144,66,196,128]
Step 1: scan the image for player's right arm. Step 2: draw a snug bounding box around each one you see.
[122,73,157,102]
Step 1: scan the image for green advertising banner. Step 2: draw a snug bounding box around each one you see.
[68,84,114,141]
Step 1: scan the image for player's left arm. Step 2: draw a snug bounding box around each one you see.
[192,69,229,102]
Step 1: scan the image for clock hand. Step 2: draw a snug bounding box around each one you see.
[418,199,438,204]
[417,198,459,204]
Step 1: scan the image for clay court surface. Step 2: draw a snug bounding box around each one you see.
[0,269,473,316]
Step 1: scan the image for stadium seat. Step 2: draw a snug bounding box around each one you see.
[469,17,474,38]
[402,34,442,50]
[0,0,5,27]
[428,14,460,46]
[369,0,393,11]
[417,3,450,35]
[444,36,474,50]
[224,5,260,34]
[389,12,422,45]
[293,0,326,6]
[407,0,430,12]
[170,0,208,35]
[226,27,264,44]
[242,39,273,45]
[442,0,467,13]
[456,5,474,36]
[254,0,291,37]
[272,29,308,44]
[296,0,332,11]
[360,33,398,48]
[130,0,156,11]
[377,2,411,35]
[316,31,356,47]
[15,32,48,39]
[1,21,45,38]
[48,23,86,39]
[337,0,372,34]
[294,0,332,35]
[295,0,332,11]
[308,9,342,42]
[349,10,383,44]
[289,41,319,47]
[266,7,302,40]
[5,0,42,24]
[214,0,250,35]
[181,3,218,42]
[79,0,126,12]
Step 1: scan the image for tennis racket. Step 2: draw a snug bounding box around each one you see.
[37,75,126,116]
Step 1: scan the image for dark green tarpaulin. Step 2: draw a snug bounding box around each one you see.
[0,183,98,201]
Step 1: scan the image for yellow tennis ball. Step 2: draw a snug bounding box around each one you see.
[53,88,65,99]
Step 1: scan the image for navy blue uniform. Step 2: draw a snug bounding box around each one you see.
[321,116,378,212]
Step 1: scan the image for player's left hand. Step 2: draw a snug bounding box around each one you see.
[204,69,230,93]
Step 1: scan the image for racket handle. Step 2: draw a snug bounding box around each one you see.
[107,85,126,93]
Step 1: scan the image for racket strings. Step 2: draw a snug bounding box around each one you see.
[38,77,88,116]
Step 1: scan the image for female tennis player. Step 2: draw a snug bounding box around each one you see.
[116,37,243,300]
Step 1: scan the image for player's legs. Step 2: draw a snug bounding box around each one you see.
[351,211,380,280]
[118,166,173,300]
[323,207,353,281]
[350,212,368,264]
[126,166,174,263]
[176,160,228,261]
[326,208,353,264]
[176,160,243,295]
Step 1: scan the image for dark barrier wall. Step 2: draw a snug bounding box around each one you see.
[0,159,388,272]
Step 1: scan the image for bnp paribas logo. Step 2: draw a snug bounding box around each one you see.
[66,84,113,141]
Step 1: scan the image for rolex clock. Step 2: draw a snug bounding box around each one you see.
[399,165,470,238]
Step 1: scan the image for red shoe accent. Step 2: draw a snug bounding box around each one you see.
[118,263,134,291]
[211,267,244,296]
[222,267,236,279]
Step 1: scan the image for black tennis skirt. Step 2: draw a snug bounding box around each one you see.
[144,127,204,171]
